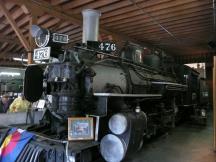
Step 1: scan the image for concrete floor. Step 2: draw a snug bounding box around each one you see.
[126,113,216,162]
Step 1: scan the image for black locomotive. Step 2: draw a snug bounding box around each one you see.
[0,9,208,162]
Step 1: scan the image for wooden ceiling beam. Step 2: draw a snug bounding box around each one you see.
[141,20,211,37]
[101,0,180,19]
[56,22,73,31]
[136,28,211,43]
[128,25,212,38]
[37,14,52,24]
[110,5,211,31]
[0,42,8,50]
[57,25,79,34]
[163,32,212,39]
[139,33,207,45]
[21,17,62,38]
[13,0,143,45]
[158,25,212,37]
[21,4,30,14]
[13,45,23,53]
[68,32,82,40]
[157,25,212,38]
[97,0,143,14]
[0,6,24,32]
[49,21,62,31]
[120,15,211,34]
[4,15,60,39]
[15,46,24,53]
[70,0,120,14]
[68,36,82,43]
[0,51,19,57]
[51,0,68,6]
[1,14,29,35]
[61,0,98,10]
[101,0,203,21]
[0,2,15,17]
[1,43,10,52]
[63,27,82,36]
[15,0,82,24]
[125,19,213,35]
[104,4,211,29]
[118,14,211,38]
[0,35,20,44]
[151,36,211,46]
[2,44,17,53]
[40,17,60,29]
[0,1,30,51]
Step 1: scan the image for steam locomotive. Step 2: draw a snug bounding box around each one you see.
[0,9,208,162]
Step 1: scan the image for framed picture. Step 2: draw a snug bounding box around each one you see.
[68,117,94,140]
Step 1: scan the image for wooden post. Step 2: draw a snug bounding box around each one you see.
[213,56,216,150]
[28,13,37,64]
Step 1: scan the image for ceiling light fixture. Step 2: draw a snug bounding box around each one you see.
[0,72,21,76]
[13,57,28,62]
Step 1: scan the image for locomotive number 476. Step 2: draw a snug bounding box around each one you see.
[33,47,51,61]
[99,42,116,52]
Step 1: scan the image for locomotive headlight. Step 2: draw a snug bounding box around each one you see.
[109,113,128,135]
[100,134,126,162]
[35,28,50,47]
[31,25,50,48]
[31,25,69,48]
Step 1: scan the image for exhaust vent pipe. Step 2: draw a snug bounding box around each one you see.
[82,9,101,44]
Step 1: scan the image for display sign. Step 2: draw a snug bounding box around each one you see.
[68,117,94,140]
[52,33,69,44]
[33,47,51,61]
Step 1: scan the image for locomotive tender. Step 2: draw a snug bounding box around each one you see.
[0,9,208,162]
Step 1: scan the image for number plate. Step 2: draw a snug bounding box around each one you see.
[33,47,51,61]
[99,42,116,52]
[52,33,68,44]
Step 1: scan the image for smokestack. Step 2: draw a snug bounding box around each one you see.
[82,9,101,44]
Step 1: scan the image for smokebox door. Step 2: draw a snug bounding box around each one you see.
[24,65,43,102]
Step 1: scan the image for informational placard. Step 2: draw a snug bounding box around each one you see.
[68,117,94,140]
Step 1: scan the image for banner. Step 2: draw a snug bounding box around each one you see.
[0,128,34,162]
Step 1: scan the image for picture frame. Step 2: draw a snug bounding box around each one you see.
[68,117,94,141]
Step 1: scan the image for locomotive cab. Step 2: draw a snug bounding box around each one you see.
[120,43,144,64]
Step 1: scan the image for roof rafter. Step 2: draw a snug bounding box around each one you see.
[13,0,144,45]
[0,1,30,51]
[0,35,20,44]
